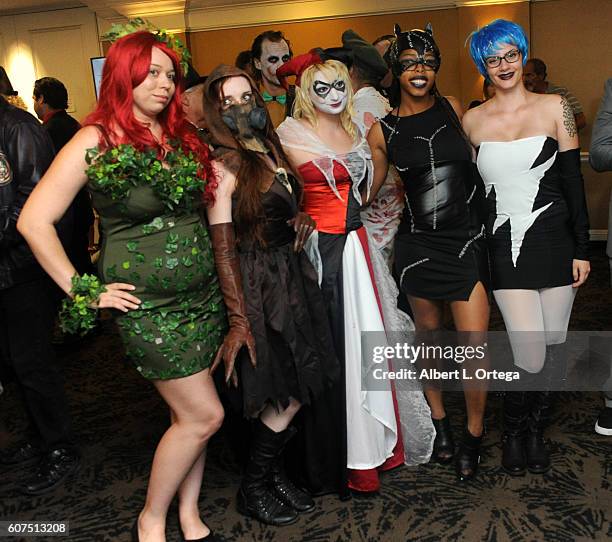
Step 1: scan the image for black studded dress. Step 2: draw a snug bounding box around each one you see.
[380,98,489,301]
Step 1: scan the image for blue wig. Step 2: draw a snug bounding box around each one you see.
[468,19,528,78]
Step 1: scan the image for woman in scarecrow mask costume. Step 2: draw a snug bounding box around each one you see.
[276,54,434,495]
[202,64,339,525]
[367,24,491,482]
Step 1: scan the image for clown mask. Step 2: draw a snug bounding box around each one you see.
[255,39,291,87]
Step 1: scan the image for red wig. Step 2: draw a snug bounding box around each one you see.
[84,31,217,202]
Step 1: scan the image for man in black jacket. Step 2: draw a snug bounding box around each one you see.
[33,77,93,276]
[590,78,612,436]
[33,77,80,152]
[0,95,79,494]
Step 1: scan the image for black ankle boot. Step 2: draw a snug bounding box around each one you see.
[431,417,454,464]
[501,392,530,476]
[526,391,553,474]
[268,426,315,512]
[455,427,483,482]
[236,420,298,526]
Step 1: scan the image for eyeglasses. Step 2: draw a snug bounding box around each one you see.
[399,55,439,72]
[485,49,521,69]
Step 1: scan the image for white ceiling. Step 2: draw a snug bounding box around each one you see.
[0,0,275,16]
[187,0,272,6]
[0,1,84,15]
[1,0,515,27]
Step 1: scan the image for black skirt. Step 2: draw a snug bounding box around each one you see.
[233,241,339,418]
[488,220,574,290]
[394,225,490,301]
[285,232,350,497]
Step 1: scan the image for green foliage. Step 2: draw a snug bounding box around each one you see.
[101,17,192,75]
[103,17,155,42]
[59,274,107,336]
[86,144,207,212]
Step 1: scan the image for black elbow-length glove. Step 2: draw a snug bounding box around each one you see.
[557,148,590,260]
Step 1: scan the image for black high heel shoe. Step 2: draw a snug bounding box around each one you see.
[180,530,219,542]
[179,514,220,542]
[455,427,483,482]
[432,417,455,464]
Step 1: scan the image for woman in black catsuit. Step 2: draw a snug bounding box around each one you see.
[368,24,490,482]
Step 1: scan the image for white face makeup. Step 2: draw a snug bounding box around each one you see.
[255,39,291,87]
[308,70,348,115]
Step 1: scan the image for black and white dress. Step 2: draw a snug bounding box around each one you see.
[476,135,589,371]
[476,135,589,290]
[380,98,489,301]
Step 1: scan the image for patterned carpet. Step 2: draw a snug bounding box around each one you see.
[1,243,610,542]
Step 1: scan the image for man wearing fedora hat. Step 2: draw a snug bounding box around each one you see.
[342,29,404,264]
[342,29,391,134]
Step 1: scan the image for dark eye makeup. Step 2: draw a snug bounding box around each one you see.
[313,79,346,98]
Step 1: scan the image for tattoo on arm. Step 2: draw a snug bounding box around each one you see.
[561,97,577,138]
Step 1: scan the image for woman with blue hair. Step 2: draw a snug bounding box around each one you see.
[463,19,590,476]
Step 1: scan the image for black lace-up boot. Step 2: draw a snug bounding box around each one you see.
[268,425,315,512]
[236,420,298,526]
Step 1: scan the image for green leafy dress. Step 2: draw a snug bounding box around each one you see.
[86,143,226,380]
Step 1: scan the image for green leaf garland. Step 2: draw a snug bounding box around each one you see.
[59,274,107,336]
[86,144,207,212]
[102,17,192,76]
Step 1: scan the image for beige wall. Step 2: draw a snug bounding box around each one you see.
[531,0,612,232]
[188,3,532,109]
[190,10,463,100]
[0,7,101,121]
[531,0,612,151]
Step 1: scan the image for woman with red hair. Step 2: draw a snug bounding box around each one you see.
[18,31,240,541]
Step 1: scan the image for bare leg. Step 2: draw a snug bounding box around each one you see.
[169,410,210,540]
[260,397,302,431]
[407,295,445,419]
[448,282,490,480]
[137,369,224,542]
[449,281,490,438]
